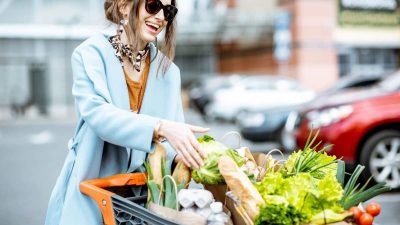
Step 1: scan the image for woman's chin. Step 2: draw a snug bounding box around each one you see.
[141,32,157,44]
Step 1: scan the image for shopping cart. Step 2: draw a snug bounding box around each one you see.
[80,172,180,225]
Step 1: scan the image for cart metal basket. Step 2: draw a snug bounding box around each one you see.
[80,173,180,225]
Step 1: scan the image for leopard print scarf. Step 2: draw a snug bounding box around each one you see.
[108,23,149,72]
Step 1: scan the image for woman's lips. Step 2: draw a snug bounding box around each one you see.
[145,24,158,35]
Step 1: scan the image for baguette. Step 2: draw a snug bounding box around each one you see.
[172,160,191,188]
[148,142,167,187]
[218,155,264,221]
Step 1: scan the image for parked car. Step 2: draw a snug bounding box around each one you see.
[238,74,383,143]
[188,74,242,116]
[318,74,384,98]
[239,106,296,142]
[283,72,400,189]
[205,75,315,122]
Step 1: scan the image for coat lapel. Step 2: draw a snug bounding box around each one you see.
[101,24,131,111]
[101,24,160,113]
[139,43,159,116]
[101,25,133,169]
[101,26,167,171]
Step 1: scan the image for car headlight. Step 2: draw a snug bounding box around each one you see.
[189,87,202,99]
[306,105,353,129]
[239,113,265,128]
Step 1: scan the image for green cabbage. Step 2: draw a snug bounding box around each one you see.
[192,135,245,185]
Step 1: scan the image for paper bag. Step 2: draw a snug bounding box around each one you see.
[148,202,206,225]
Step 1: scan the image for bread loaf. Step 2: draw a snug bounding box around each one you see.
[218,155,264,221]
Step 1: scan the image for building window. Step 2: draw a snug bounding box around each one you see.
[339,48,398,77]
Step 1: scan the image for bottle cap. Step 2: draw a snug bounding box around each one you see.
[210,202,223,213]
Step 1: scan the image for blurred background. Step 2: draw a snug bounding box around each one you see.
[0,0,399,224]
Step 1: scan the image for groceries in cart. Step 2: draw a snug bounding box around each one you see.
[81,130,390,225]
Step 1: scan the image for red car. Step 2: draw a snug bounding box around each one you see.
[283,73,400,189]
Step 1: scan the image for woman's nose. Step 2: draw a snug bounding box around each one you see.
[154,8,165,21]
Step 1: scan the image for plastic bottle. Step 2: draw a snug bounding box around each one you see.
[207,202,233,225]
[196,207,212,219]
[194,190,214,208]
[178,189,195,208]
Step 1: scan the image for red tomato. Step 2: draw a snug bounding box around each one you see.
[366,202,381,217]
[349,206,362,220]
[359,213,374,225]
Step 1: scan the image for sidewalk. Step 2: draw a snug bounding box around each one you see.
[0,105,77,124]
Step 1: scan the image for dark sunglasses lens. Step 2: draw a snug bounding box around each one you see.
[146,0,161,14]
[164,5,177,21]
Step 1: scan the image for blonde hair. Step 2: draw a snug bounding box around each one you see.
[104,0,177,75]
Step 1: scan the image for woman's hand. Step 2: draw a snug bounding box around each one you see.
[158,120,209,169]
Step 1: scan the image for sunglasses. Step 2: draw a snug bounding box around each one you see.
[145,0,178,22]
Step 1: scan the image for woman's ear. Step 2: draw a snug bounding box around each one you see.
[117,0,130,19]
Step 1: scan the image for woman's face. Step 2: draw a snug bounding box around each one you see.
[136,0,171,43]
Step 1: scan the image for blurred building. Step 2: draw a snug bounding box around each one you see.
[0,0,278,117]
[279,0,400,91]
[1,0,397,117]
[0,0,104,117]
[213,0,279,75]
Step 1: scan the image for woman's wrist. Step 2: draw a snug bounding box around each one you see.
[153,120,165,141]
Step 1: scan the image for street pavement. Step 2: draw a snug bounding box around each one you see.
[0,108,399,225]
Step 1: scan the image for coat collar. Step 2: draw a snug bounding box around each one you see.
[101,23,118,37]
[101,25,160,114]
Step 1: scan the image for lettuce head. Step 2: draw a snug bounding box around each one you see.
[192,135,245,184]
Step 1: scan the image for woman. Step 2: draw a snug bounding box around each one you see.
[45,0,209,224]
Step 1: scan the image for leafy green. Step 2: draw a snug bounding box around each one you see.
[255,203,306,225]
[192,151,224,184]
[256,170,344,223]
[284,130,337,179]
[197,134,215,143]
[255,129,391,225]
[192,135,246,184]
[317,173,343,203]
[256,130,345,224]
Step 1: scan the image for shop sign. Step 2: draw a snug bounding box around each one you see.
[338,0,400,26]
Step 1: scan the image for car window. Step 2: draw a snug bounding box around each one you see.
[349,80,380,88]
[378,73,400,91]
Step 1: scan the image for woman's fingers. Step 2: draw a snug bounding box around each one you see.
[160,121,209,168]
[187,124,210,133]
[177,143,200,169]
[176,152,190,167]
[190,135,207,158]
[184,141,204,167]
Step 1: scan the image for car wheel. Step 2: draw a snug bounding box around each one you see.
[360,130,400,189]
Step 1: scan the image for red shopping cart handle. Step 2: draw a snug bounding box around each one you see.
[80,173,147,225]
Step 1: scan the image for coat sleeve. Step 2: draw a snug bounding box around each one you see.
[166,68,185,165]
[175,81,185,123]
[71,48,158,153]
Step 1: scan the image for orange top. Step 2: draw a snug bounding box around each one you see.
[123,56,150,113]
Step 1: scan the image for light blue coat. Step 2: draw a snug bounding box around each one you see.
[45,25,183,225]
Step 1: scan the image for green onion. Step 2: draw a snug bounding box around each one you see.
[287,129,337,179]
[145,158,185,210]
[336,160,345,187]
[339,164,391,209]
